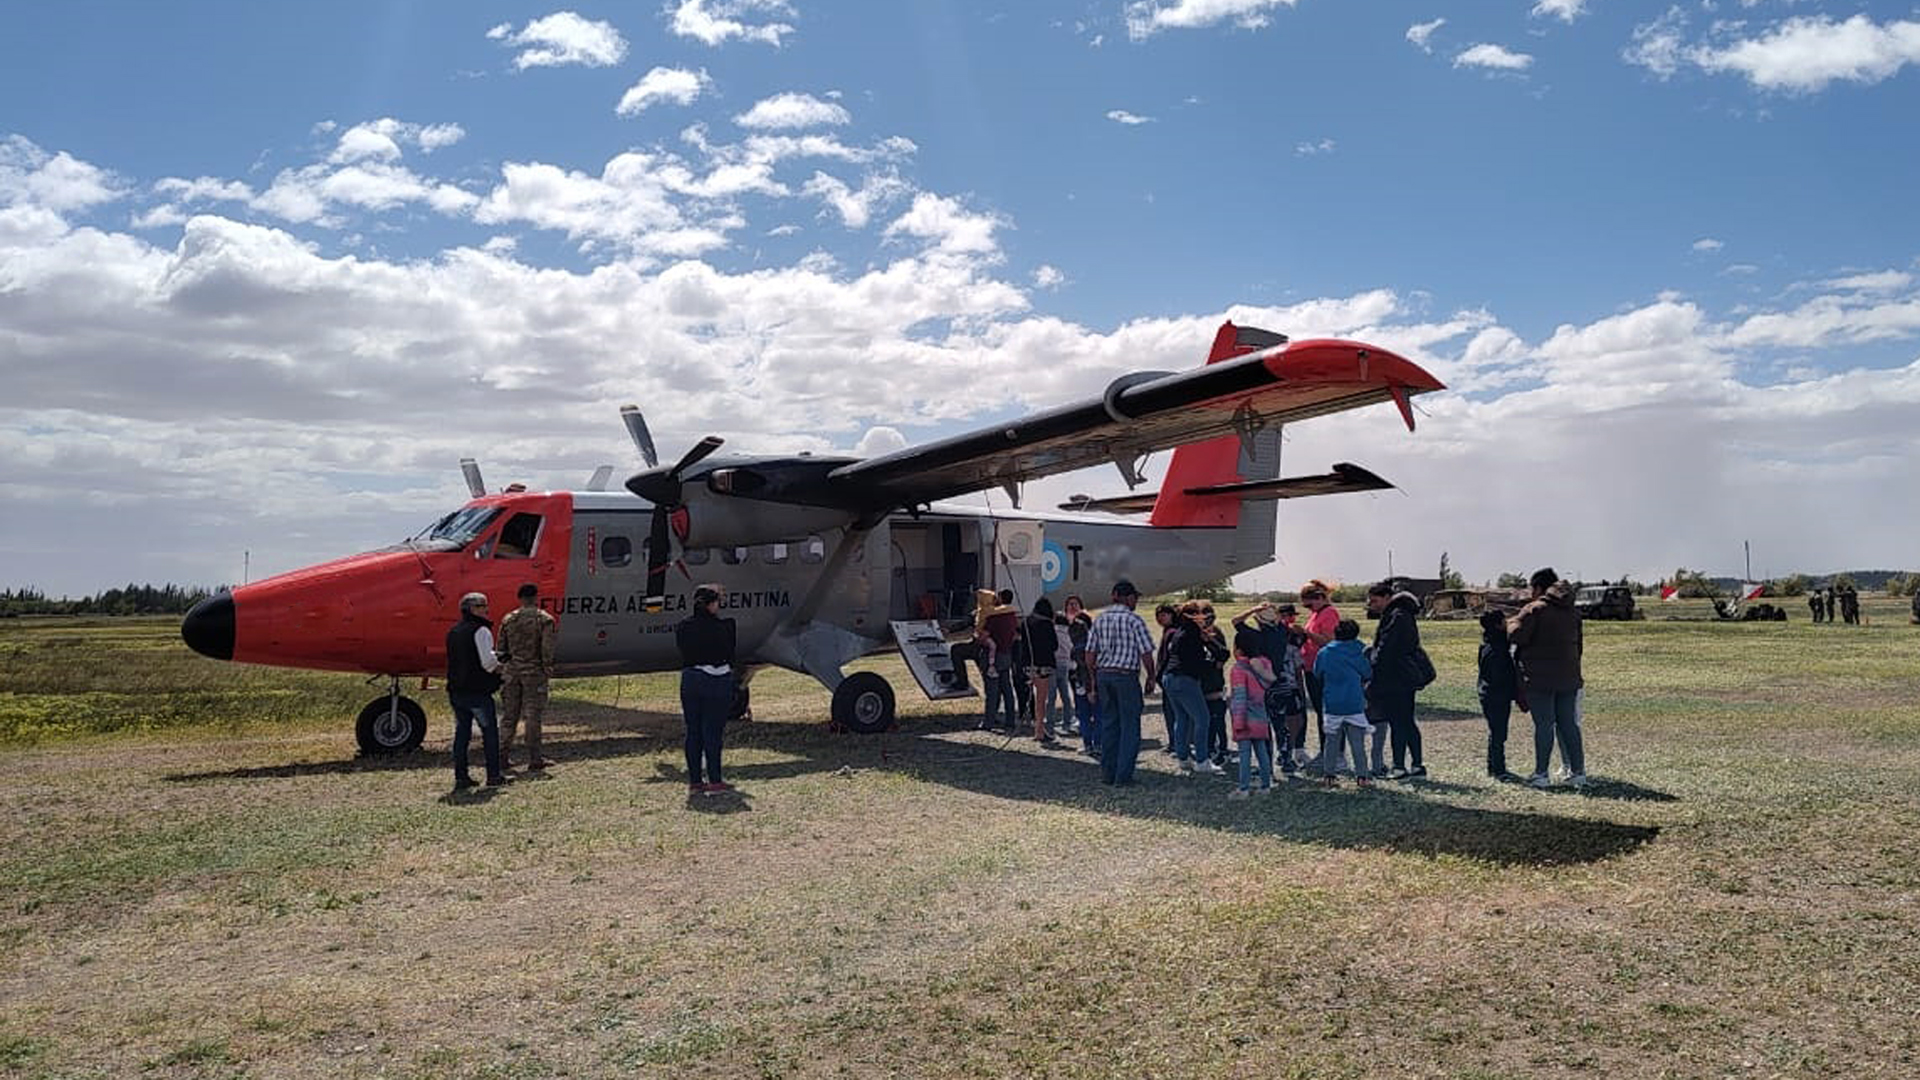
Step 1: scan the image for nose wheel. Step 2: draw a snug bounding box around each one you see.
[831,672,896,734]
[356,691,427,755]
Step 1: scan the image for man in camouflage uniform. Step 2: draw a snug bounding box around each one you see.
[496,582,558,770]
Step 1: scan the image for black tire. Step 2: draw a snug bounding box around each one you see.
[831,672,895,734]
[356,695,427,755]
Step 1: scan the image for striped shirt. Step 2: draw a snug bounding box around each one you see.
[1086,605,1155,672]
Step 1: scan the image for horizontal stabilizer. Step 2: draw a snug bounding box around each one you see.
[1183,462,1394,501]
[1058,492,1159,514]
[1059,462,1392,514]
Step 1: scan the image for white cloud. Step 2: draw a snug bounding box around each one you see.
[734,92,850,130]
[1825,270,1913,293]
[1691,15,1920,93]
[11,144,1920,597]
[1693,237,1724,252]
[1626,11,1920,93]
[489,11,627,70]
[669,0,796,47]
[1032,265,1066,290]
[1294,138,1335,156]
[882,193,1005,258]
[0,135,125,213]
[617,67,712,116]
[1106,110,1155,125]
[328,119,466,164]
[1530,0,1586,23]
[1125,0,1299,41]
[1406,18,1445,53]
[1454,44,1534,71]
[801,171,908,229]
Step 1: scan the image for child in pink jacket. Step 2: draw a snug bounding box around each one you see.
[1227,634,1276,798]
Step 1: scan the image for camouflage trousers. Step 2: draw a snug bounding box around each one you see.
[500,674,549,764]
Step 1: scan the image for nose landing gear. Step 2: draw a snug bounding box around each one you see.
[356,678,427,755]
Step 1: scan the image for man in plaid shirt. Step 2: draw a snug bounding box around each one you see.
[1083,579,1158,785]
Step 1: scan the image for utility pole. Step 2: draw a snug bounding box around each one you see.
[1744,540,1752,584]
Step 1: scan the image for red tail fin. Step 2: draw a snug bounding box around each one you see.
[1147,322,1277,529]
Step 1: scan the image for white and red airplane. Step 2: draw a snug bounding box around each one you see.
[181,322,1442,753]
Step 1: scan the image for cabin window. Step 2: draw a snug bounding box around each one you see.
[801,534,827,564]
[766,542,789,565]
[683,547,710,565]
[494,512,542,559]
[601,535,632,568]
[720,546,749,566]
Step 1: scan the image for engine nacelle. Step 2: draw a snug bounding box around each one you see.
[676,492,856,550]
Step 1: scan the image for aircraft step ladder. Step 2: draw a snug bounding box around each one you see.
[887,620,978,701]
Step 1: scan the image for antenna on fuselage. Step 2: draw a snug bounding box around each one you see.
[460,457,487,499]
[586,465,615,491]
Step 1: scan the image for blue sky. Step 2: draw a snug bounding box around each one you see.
[4,0,1919,595]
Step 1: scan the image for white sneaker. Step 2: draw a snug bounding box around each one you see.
[1567,773,1592,789]
[1194,760,1221,775]
[1226,788,1249,800]
[1293,749,1312,767]
[1528,773,1553,788]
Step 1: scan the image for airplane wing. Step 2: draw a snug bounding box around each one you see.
[829,337,1441,509]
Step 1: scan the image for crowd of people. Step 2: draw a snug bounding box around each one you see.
[965,567,1594,796]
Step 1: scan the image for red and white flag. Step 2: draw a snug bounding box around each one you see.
[1660,585,1679,602]
[1743,582,1765,601]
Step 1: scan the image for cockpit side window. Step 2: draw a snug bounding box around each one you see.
[418,507,501,548]
[494,512,543,559]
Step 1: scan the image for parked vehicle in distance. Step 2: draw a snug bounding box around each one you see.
[1574,584,1637,620]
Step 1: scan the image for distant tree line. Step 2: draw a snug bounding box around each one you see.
[0,584,216,617]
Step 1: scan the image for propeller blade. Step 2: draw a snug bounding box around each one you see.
[586,465,614,491]
[459,457,486,499]
[620,405,659,469]
[643,504,673,614]
[670,435,725,480]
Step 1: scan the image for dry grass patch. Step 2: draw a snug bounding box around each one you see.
[2,612,1918,1077]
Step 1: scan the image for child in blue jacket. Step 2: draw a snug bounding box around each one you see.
[1313,619,1374,785]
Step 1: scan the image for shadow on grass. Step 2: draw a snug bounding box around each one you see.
[1533,777,1680,803]
[166,705,1661,866]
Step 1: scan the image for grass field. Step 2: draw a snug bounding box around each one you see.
[3,601,1918,1078]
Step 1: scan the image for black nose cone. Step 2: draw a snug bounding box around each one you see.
[181,593,235,660]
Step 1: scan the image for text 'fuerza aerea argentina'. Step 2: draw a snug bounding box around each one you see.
[546,590,795,617]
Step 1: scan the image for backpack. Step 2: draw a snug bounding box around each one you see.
[1410,646,1437,691]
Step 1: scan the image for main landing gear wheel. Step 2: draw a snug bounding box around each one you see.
[831,672,896,734]
[355,695,427,755]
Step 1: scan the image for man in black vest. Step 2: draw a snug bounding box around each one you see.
[446,591,507,791]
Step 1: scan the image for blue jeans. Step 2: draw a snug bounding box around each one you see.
[1096,671,1144,784]
[680,668,734,784]
[447,691,502,783]
[1161,673,1209,763]
[1528,689,1585,776]
[1076,689,1098,753]
[1048,671,1074,726]
[1237,739,1273,791]
[983,652,1018,729]
[1481,694,1512,776]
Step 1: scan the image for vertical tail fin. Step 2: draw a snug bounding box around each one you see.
[1147,322,1285,529]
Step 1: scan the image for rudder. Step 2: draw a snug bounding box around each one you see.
[1147,322,1284,529]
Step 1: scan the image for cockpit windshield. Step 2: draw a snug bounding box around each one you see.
[409,506,502,549]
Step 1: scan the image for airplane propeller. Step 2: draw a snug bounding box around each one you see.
[620,405,659,469]
[628,435,725,612]
[459,457,486,499]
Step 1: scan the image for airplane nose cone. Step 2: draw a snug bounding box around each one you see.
[181,593,235,660]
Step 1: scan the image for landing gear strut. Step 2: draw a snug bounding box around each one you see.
[356,678,427,755]
[831,672,896,734]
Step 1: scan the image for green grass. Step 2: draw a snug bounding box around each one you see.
[1,604,1918,1077]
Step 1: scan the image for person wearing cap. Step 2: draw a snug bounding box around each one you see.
[1083,579,1158,785]
[445,591,507,791]
[676,583,738,796]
